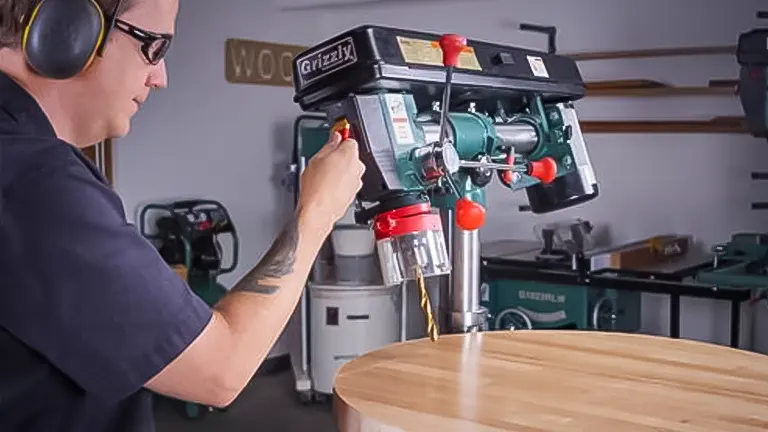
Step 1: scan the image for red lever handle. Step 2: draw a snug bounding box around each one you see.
[339,124,351,140]
[439,34,467,68]
[501,152,515,185]
[455,197,485,231]
[528,157,558,184]
[332,118,352,140]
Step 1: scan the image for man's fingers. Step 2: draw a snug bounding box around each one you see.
[338,138,359,155]
[327,132,343,149]
[315,132,342,158]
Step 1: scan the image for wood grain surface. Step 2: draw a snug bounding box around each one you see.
[333,331,768,431]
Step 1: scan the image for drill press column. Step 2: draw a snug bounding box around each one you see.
[450,221,484,332]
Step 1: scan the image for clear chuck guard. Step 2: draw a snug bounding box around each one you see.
[361,192,449,343]
[363,194,451,287]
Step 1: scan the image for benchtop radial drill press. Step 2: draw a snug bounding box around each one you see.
[291,25,600,336]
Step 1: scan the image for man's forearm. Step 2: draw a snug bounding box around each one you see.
[211,204,332,399]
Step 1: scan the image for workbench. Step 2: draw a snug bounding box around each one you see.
[333,331,768,431]
[481,244,753,348]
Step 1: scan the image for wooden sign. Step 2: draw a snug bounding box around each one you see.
[225,39,307,87]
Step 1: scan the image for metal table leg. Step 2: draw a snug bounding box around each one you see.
[669,294,681,338]
[730,300,741,348]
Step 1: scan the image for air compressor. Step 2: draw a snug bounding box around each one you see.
[138,199,239,418]
[138,199,239,306]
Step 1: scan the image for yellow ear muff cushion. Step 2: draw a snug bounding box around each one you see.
[23,0,105,80]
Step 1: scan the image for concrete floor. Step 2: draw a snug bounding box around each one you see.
[154,369,336,432]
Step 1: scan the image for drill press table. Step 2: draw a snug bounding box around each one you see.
[333,331,768,431]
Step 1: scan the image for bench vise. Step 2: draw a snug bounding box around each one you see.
[291,25,599,333]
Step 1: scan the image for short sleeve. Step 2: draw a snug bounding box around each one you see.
[0,154,213,402]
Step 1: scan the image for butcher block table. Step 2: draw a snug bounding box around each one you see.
[332,331,768,431]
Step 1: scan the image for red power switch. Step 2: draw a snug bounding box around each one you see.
[528,157,557,184]
[439,34,467,67]
[455,197,485,231]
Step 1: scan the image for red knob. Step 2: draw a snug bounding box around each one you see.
[439,34,467,68]
[455,197,485,231]
[528,157,558,184]
[339,124,351,140]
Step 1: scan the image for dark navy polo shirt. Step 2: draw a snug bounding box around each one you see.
[0,71,213,431]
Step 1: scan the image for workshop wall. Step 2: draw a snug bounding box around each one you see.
[112,0,768,358]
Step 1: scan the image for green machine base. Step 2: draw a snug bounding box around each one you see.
[480,279,642,332]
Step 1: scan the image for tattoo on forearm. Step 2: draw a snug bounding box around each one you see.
[234,214,300,295]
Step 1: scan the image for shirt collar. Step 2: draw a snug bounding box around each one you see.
[0,70,57,138]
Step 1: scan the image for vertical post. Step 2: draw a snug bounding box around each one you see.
[297,155,310,375]
[400,282,408,342]
[451,224,485,333]
[439,209,454,333]
[440,208,486,333]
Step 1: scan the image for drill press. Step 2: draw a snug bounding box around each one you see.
[291,25,599,335]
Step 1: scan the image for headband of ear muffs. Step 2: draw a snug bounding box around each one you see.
[22,0,107,80]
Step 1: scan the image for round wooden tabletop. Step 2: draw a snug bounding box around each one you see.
[333,331,768,431]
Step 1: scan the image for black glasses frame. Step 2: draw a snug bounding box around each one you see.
[113,19,174,65]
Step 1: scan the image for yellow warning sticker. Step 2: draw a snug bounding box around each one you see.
[396,36,482,71]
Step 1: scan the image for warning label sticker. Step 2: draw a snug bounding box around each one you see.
[384,93,414,145]
[396,36,482,71]
[527,55,549,78]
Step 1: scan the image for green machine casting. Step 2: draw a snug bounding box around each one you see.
[480,276,642,332]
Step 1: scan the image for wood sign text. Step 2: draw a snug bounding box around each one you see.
[225,38,307,87]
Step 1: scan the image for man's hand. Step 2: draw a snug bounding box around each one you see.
[144,132,365,408]
[297,132,366,226]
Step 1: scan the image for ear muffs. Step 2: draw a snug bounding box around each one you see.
[22,0,107,80]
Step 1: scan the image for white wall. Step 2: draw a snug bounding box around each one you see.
[113,0,767,357]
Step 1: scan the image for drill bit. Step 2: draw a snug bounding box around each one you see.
[415,265,439,342]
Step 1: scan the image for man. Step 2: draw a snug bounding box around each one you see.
[0,0,365,431]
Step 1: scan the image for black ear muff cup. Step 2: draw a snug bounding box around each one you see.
[23,0,105,80]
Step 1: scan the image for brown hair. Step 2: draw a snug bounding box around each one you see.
[0,0,133,49]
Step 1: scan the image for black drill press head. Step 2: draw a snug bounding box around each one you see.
[290,25,598,286]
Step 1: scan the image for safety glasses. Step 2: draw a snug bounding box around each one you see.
[113,19,173,65]
[101,0,174,65]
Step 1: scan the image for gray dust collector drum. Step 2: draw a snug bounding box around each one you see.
[330,224,381,284]
[308,282,400,394]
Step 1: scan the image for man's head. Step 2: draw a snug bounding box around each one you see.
[0,0,178,146]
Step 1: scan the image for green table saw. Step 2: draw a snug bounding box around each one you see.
[479,239,642,332]
[481,233,766,349]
